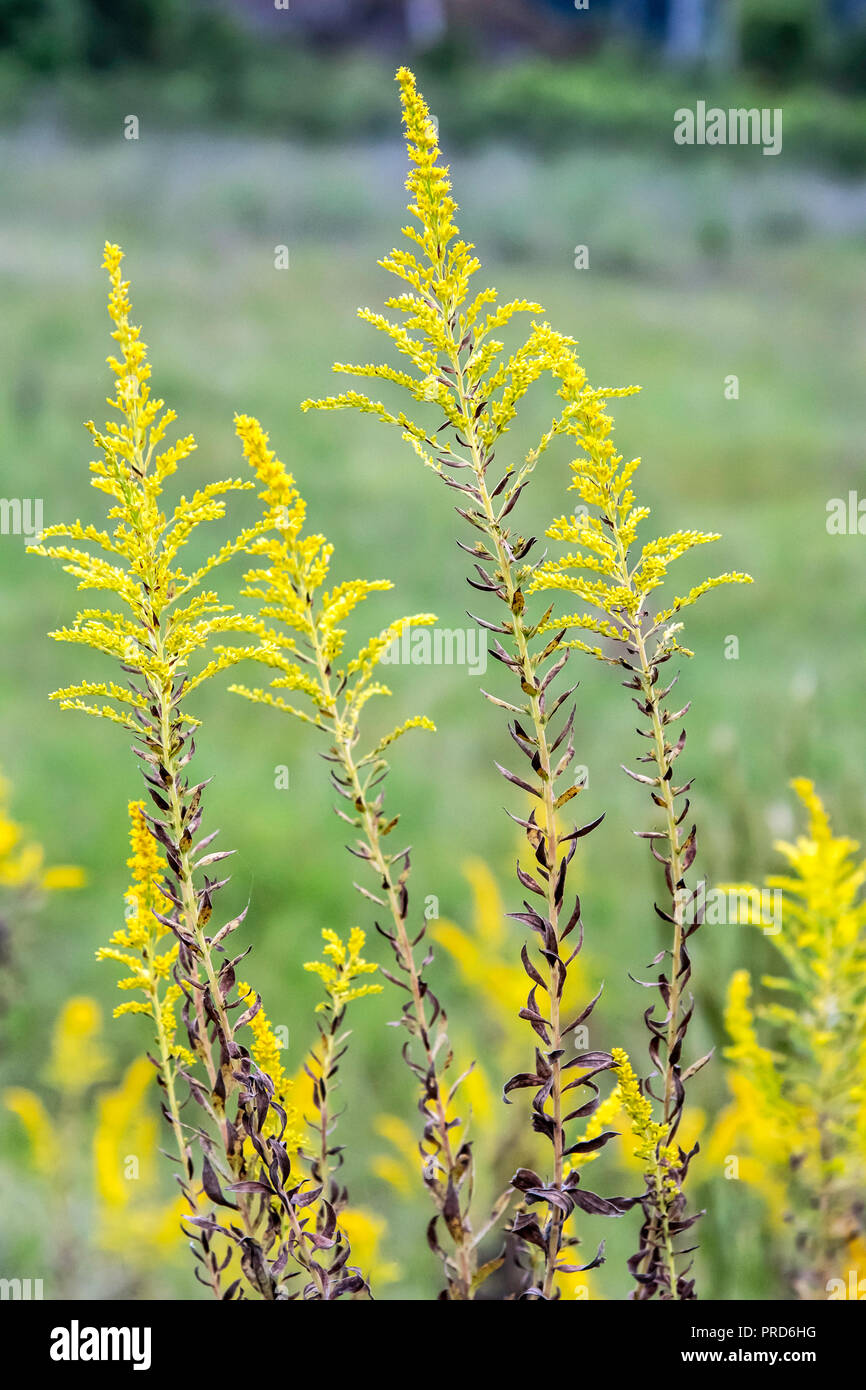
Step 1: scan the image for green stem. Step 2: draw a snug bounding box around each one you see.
[608,516,683,1300]
[309,629,475,1300]
[447,338,567,1299]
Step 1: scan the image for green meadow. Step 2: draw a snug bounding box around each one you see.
[1,122,864,1298]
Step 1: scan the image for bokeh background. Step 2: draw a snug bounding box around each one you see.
[1,0,865,1299]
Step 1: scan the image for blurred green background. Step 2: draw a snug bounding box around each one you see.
[0,0,864,1300]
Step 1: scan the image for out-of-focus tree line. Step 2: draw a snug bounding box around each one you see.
[2,0,866,89]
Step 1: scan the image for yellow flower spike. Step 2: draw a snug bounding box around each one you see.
[291,929,384,1252]
[29,245,269,732]
[528,375,753,663]
[518,312,751,1301]
[236,981,301,1150]
[97,803,192,1064]
[228,413,437,749]
[304,927,383,1013]
[301,68,649,1299]
[302,68,586,486]
[228,409,477,1292]
[715,781,866,1295]
[33,250,327,1301]
[609,1048,682,1293]
[612,1048,669,1165]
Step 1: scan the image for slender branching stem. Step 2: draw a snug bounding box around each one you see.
[309,629,475,1299]
[447,339,569,1296]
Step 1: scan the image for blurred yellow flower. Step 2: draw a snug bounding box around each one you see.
[713,780,866,1294]
[40,865,86,891]
[93,1055,188,1261]
[48,996,108,1094]
[0,768,85,894]
[4,1087,54,1175]
[340,1208,400,1289]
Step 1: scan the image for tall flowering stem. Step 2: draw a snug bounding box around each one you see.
[303,70,637,1298]
[304,928,382,1231]
[529,381,752,1297]
[30,246,365,1301]
[226,414,491,1299]
[98,803,196,1220]
[718,780,866,1299]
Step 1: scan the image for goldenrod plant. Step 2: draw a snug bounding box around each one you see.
[304,68,640,1299]
[224,414,493,1299]
[98,803,195,1198]
[29,247,364,1301]
[303,929,381,1236]
[17,74,845,1311]
[610,1049,682,1297]
[430,856,646,1300]
[527,380,752,1296]
[717,779,866,1299]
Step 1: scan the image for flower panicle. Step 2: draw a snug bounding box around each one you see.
[229,407,500,1297]
[96,802,192,1065]
[33,248,368,1302]
[302,67,638,1301]
[300,929,382,1227]
[523,364,753,1299]
[528,384,753,664]
[227,413,437,755]
[28,245,269,731]
[718,780,866,1296]
[301,68,593,498]
[304,927,383,1013]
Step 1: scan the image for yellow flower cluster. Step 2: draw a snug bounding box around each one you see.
[529,386,752,663]
[302,68,588,490]
[715,779,866,1292]
[96,803,191,1065]
[236,979,301,1150]
[304,927,383,1013]
[612,1048,677,1176]
[28,244,266,730]
[228,413,436,753]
